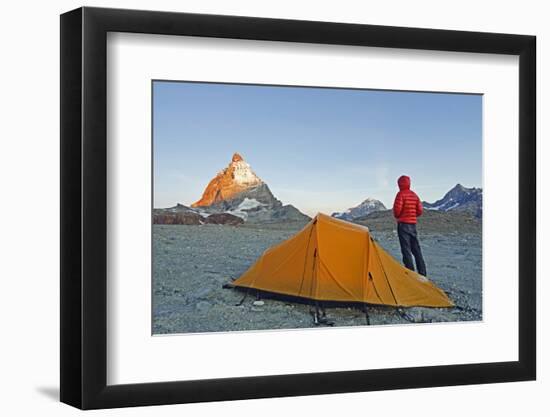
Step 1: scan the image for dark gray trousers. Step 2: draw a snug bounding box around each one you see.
[397,222,427,276]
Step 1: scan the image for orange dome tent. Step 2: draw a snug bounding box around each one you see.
[232,213,453,308]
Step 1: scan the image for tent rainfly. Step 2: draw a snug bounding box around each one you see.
[232,213,453,308]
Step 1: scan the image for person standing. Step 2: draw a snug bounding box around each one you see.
[392,175,427,276]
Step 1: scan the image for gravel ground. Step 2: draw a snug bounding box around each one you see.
[152,222,482,334]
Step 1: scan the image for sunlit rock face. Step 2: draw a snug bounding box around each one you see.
[191,153,263,208]
[188,152,310,224]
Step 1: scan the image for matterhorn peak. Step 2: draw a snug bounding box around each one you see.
[191,153,263,207]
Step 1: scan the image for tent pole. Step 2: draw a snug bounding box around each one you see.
[315,300,320,323]
[371,241,416,323]
[297,223,315,297]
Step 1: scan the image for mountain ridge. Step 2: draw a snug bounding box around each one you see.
[423,183,482,218]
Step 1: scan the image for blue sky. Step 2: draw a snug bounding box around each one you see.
[153,81,482,216]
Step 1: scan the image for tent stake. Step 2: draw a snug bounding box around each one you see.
[363,304,370,325]
[235,288,250,306]
[311,301,334,326]
[396,307,414,323]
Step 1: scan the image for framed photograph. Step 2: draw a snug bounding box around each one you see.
[60,7,536,409]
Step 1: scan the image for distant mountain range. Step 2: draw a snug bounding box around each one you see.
[332,183,482,221]
[155,153,481,226]
[154,153,310,225]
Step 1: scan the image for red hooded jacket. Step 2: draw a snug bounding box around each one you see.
[393,175,423,224]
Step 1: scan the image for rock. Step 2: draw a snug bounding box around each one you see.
[253,300,265,306]
[270,204,311,223]
[204,212,244,225]
[407,308,425,323]
[194,288,211,299]
[196,301,211,311]
[251,307,264,312]
[153,211,203,225]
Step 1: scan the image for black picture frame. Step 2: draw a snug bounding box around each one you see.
[60,6,536,410]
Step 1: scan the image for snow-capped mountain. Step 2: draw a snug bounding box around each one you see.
[189,153,310,223]
[191,153,263,207]
[423,184,482,218]
[332,198,387,221]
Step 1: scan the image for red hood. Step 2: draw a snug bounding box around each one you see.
[398,175,411,191]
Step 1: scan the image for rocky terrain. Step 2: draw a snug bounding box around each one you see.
[152,210,482,334]
[332,197,386,221]
[153,208,204,225]
[153,204,244,225]
[353,208,481,234]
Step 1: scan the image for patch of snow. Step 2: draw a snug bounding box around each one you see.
[445,202,460,211]
[225,198,268,220]
[225,210,248,220]
[231,161,262,186]
[427,201,460,211]
[221,198,267,221]
[237,198,265,211]
[427,203,445,211]
[428,201,449,210]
